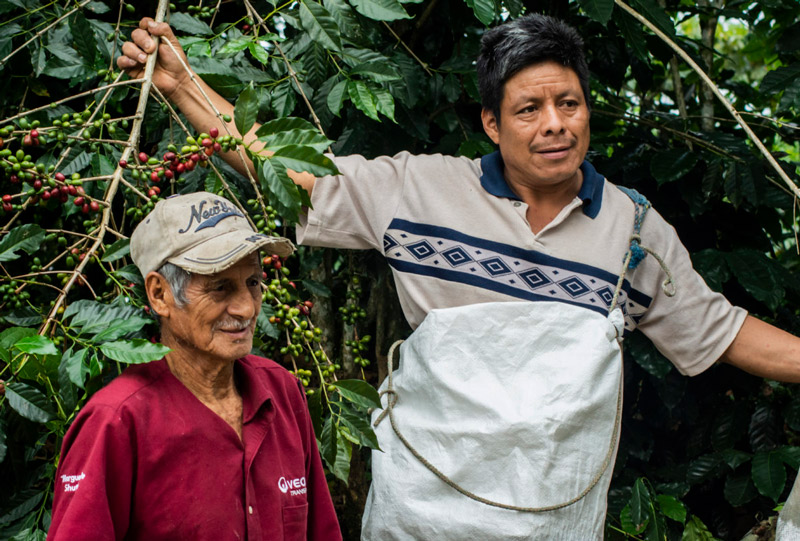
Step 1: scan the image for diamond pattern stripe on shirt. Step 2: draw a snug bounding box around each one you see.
[383,218,653,333]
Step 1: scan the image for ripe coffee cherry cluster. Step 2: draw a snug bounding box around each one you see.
[121,128,239,187]
[0,147,101,214]
[0,118,45,148]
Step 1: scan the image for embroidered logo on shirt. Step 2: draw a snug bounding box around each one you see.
[278,476,307,496]
[60,472,85,493]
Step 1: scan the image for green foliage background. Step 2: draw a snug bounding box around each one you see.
[0,0,799,539]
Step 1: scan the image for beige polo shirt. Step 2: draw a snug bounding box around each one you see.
[297,151,747,376]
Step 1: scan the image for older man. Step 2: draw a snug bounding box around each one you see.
[119,14,800,539]
[49,192,342,540]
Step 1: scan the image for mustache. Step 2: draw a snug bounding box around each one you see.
[212,318,253,332]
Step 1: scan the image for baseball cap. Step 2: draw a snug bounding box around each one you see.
[130,192,294,277]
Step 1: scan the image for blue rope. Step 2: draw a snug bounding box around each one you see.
[617,187,651,270]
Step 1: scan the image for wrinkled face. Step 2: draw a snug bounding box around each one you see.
[482,61,590,193]
[162,256,262,364]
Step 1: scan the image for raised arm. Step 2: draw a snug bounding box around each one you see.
[116,18,316,194]
[720,315,800,383]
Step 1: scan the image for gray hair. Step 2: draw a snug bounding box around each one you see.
[156,262,192,307]
[476,14,590,122]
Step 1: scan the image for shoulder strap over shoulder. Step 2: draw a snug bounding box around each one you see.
[608,186,676,313]
[616,186,651,270]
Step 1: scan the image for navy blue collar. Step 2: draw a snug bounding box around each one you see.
[479,151,604,219]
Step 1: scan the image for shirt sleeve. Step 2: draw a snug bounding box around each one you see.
[296,381,343,541]
[49,403,134,541]
[634,207,748,376]
[296,153,411,251]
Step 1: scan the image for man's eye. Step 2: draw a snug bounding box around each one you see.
[519,105,537,114]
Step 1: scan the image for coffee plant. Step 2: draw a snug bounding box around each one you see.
[0,0,798,539]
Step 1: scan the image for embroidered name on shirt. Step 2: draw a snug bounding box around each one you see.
[278,476,307,496]
[61,472,85,493]
[178,199,244,233]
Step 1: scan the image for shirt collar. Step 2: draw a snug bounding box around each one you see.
[236,356,274,424]
[479,151,604,219]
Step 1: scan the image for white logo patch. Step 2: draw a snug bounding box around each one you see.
[278,476,307,496]
[60,472,85,493]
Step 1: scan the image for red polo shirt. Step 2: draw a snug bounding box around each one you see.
[49,355,342,541]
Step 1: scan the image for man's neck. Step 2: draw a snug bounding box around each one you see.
[161,333,244,439]
[507,169,583,234]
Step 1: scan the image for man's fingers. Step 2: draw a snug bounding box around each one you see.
[138,17,156,30]
[131,28,156,54]
[146,20,177,40]
[115,54,142,78]
[116,54,137,70]
[119,41,147,67]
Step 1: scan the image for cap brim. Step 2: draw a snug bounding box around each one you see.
[167,230,294,275]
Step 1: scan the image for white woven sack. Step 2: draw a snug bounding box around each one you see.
[362,301,624,540]
[777,473,800,539]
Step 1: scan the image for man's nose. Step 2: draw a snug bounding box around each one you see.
[228,286,257,319]
[539,104,566,135]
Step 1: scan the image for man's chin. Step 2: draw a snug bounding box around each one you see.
[208,337,254,362]
[228,340,254,356]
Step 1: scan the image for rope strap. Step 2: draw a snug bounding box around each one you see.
[610,188,677,315]
[619,187,651,271]
[373,339,624,513]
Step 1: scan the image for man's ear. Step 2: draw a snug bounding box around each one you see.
[481,108,500,145]
[145,272,173,318]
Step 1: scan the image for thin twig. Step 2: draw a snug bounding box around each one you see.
[275,41,325,135]
[209,0,224,28]
[107,0,125,72]
[794,197,799,255]
[118,176,150,202]
[0,0,59,29]
[738,112,800,131]
[383,22,432,76]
